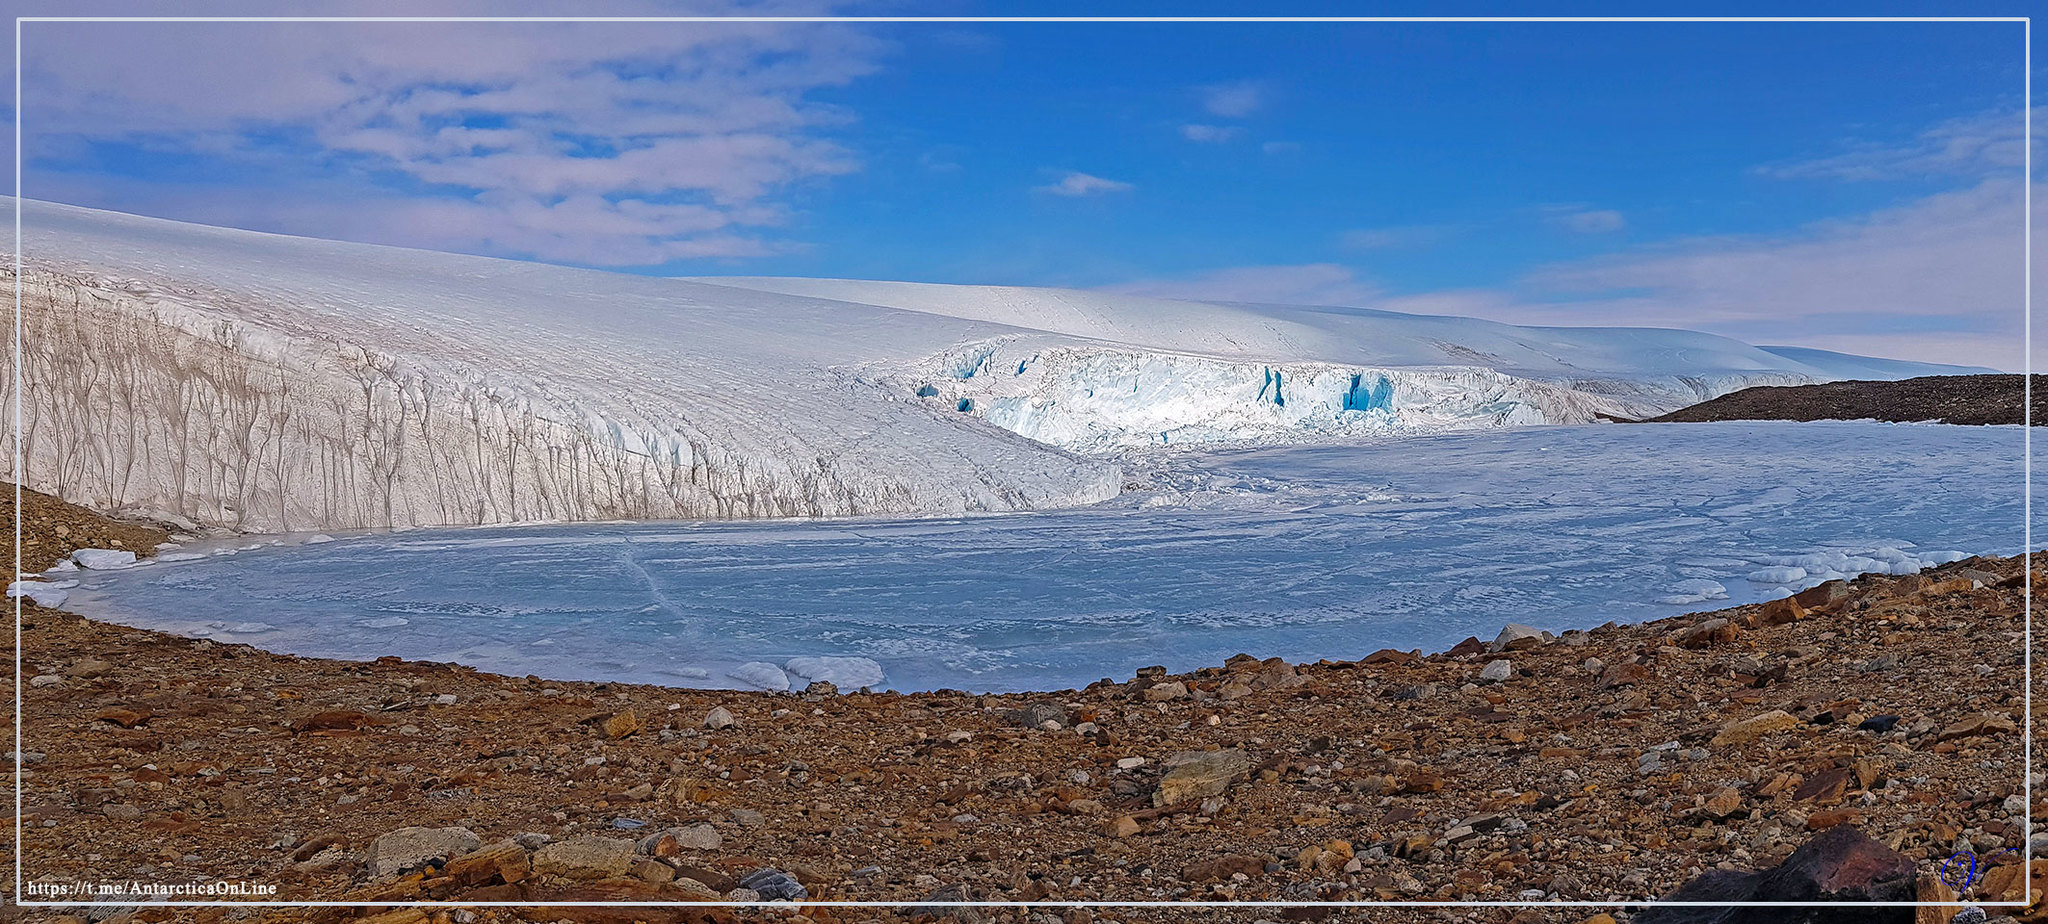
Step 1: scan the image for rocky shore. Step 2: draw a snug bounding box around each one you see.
[1637,374,2048,426]
[6,485,2041,923]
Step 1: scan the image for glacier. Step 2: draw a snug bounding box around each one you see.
[5,199,1989,532]
[58,421,2027,692]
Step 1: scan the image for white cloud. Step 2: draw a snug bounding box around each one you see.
[15,9,884,265]
[1752,108,2036,181]
[1037,172,1133,197]
[1388,179,2033,369]
[1545,207,1626,234]
[1180,124,1241,143]
[1198,80,1265,118]
[1101,263,1380,307]
[1339,225,1446,250]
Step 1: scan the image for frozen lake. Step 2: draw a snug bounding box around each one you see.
[61,421,2028,692]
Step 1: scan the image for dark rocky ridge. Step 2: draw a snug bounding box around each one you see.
[1639,375,2047,426]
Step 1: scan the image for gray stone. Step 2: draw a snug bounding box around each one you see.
[1006,702,1067,728]
[1141,681,1189,702]
[1478,659,1513,683]
[367,825,481,879]
[1490,624,1544,652]
[703,706,736,730]
[730,808,766,828]
[740,867,808,901]
[637,822,721,855]
[532,836,635,879]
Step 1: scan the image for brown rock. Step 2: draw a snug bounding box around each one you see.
[1805,809,1860,830]
[1710,709,1801,746]
[1755,596,1807,626]
[1182,854,1263,883]
[446,841,531,886]
[1701,787,1744,819]
[1792,768,1850,804]
[1938,712,2017,741]
[1974,858,2044,905]
[1792,579,1852,612]
[1915,873,1957,924]
[1401,768,1445,793]
[631,857,675,883]
[1599,662,1651,689]
[95,707,150,728]
[291,710,376,733]
[1152,748,1249,806]
[1673,618,1736,649]
[601,710,642,739]
[1108,815,1140,838]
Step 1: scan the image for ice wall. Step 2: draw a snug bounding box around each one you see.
[3,265,1121,531]
[886,341,1809,451]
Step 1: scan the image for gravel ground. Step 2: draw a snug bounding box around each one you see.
[4,485,2040,924]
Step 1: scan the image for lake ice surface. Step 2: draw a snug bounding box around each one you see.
[60,422,2028,692]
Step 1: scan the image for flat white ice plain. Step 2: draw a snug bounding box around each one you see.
[61,421,2024,693]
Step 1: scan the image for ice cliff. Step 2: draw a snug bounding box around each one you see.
[4,200,1986,531]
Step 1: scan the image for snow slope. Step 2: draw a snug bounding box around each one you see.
[702,277,1979,450]
[3,199,1977,531]
[1757,345,1999,380]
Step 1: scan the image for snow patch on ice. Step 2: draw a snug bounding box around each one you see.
[8,580,72,608]
[727,661,791,692]
[1746,566,1807,584]
[71,549,137,570]
[1657,579,1729,605]
[784,656,885,690]
[357,616,409,629]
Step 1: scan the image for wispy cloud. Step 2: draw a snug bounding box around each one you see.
[1752,108,2036,181]
[1198,80,1266,118]
[19,13,884,266]
[1544,206,1627,234]
[1180,124,1241,143]
[1100,263,1380,307]
[1339,224,1448,250]
[1037,171,1133,197]
[1415,179,2032,369]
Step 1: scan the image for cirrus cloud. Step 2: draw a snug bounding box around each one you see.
[17,6,885,266]
[1036,171,1134,197]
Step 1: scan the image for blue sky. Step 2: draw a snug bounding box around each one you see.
[7,6,2040,366]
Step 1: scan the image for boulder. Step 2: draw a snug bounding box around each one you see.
[1153,748,1250,806]
[1490,624,1544,652]
[637,823,721,856]
[739,867,808,902]
[366,826,482,880]
[1633,826,1913,923]
[532,836,635,879]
